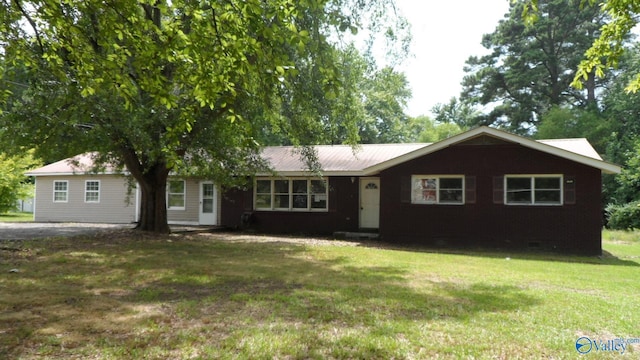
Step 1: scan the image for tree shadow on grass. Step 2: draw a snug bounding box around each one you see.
[346,239,640,267]
[0,233,541,358]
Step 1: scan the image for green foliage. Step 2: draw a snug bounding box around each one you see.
[612,140,640,203]
[359,67,413,143]
[461,0,606,133]
[527,0,640,93]
[431,97,479,129]
[407,115,464,143]
[606,201,640,230]
[570,0,640,92]
[0,151,41,214]
[535,106,613,153]
[596,46,640,204]
[258,45,414,145]
[0,0,408,231]
[600,44,640,159]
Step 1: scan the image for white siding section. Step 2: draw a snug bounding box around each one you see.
[167,178,200,224]
[33,175,217,225]
[34,175,136,223]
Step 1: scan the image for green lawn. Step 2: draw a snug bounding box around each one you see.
[1,230,638,359]
[0,211,33,222]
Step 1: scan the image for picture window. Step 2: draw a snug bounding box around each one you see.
[411,176,464,205]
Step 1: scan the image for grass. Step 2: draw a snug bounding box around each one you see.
[0,211,33,222]
[1,230,639,359]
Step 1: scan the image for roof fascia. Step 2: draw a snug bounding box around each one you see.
[25,171,124,177]
[255,170,366,177]
[362,126,621,175]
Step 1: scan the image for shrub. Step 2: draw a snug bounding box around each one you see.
[606,201,640,230]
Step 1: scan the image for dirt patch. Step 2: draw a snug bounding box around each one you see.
[0,222,133,241]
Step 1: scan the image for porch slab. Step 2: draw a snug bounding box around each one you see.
[333,231,380,240]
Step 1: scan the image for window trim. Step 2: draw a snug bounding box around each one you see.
[53,180,69,203]
[504,174,563,206]
[84,180,101,203]
[167,179,186,210]
[411,175,465,205]
[254,177,329,212]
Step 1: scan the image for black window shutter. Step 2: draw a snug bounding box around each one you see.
[465,176,476,204]
[564,176,576,205]
[493,176,504,204]
[329,183,337,211]
[401,176,411,203]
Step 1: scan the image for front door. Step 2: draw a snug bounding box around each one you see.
[199,181,217,225]
[359,178,380,229]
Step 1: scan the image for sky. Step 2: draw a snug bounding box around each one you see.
[392,0,511,117]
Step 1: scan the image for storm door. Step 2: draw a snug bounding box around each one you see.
[199,181,217,225]
[359,178,380,229]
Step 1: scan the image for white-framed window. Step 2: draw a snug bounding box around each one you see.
[167,180,186,210]
[53,180,68,203]
[254,178,328,211]
[505,175,563,205]
[84,180,100,203]
[411,175,465,205]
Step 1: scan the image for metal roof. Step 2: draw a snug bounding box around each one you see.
[26,127,621,176]
[25,152,121,176]
[261,143,429,175]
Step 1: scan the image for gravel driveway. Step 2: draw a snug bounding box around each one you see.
[0,222,133,241]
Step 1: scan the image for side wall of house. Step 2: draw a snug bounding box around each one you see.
[220,177,360,234]
[379,142,603,255]
[34,175,136,223]
[167,178,200,224]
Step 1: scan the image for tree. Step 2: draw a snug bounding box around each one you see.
[598,44,640,204]
[0,0,407,232]
[0,151,41,214]
[254,45,414,146]
[460,0,607,133]
[359,67,412,143]
[535,106,612,153]
[524,0,640,92]
[405,115,463,143]
[431,97,479,129]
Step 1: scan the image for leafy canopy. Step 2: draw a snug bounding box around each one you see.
[527,0,640,92]
[0,151,41,214]
[461,0,606,133]
[0,0,409,231]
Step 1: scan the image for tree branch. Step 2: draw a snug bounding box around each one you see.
[12,0,44,52]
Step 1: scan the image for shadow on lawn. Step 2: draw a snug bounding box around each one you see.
[344,239,640,267]
[1,233,541,358]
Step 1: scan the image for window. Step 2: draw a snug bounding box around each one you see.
[255,180,272,209]
[411,176,464,204]
[254,178,328,211]
[167,180,186,210]
[310,179,328,209]
[273,179,290,209]
[505,175,562,205]
[85,180,100,203]
[53,180,68,203]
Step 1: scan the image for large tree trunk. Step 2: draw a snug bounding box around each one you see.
[136,167,171,233]
[120,148,171,233]
[585,71,597,106]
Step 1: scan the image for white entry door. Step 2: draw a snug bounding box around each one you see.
[359,178,380,229]
[199,181,217,225]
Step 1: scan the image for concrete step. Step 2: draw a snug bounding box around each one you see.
[333,231,380,240]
